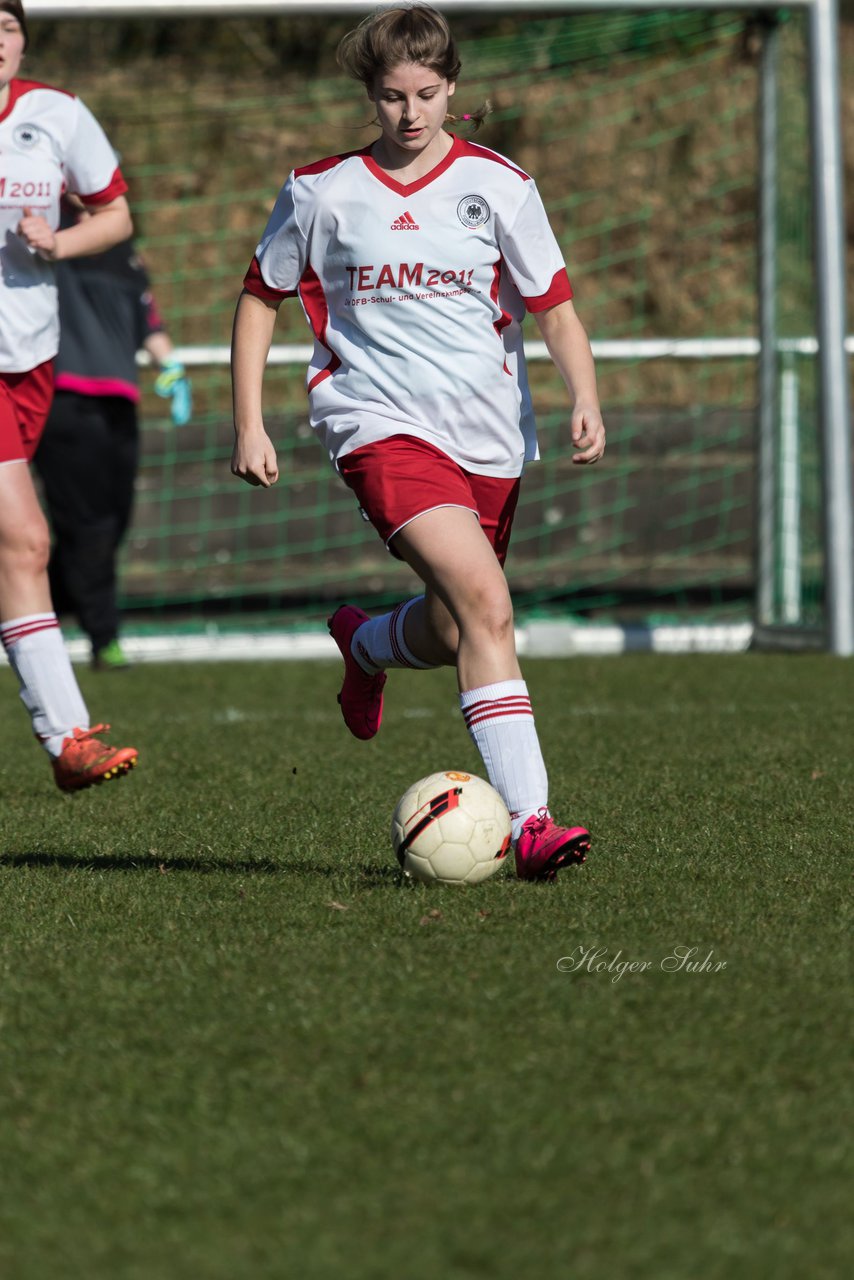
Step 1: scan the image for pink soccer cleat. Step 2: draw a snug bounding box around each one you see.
[327,605,387,740]
[514,809,590,882]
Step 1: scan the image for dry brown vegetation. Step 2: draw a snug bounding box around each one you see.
[22,11,850,614]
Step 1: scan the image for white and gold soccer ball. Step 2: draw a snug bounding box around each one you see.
[391,771,512,885]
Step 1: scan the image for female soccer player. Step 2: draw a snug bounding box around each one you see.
[231,3,605,880]
[0,0,138,789]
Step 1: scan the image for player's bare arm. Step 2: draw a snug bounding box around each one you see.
[534,299,605,465]
[231,289,281,488]
[17,196,132,262]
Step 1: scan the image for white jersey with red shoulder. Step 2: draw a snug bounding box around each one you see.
[0,79,127,373]
[244,134,572,477]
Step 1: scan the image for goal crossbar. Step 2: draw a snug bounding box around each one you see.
[25,1,821,17]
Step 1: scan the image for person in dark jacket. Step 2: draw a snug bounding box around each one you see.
[35,197,191,669]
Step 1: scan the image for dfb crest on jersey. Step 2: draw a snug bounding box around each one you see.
[457,195,490,229]
[13,124,40,149]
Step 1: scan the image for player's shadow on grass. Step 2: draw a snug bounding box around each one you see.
[358,864,403,885]
[1,851,284,874]
[0,852,402,881]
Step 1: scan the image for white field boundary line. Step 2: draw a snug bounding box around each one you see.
[0,622,754,667]
[145,336,854,368]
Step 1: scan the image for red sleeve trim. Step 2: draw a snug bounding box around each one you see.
[79,169,129,206]
[523,268,573,313]
[243,254,293,303]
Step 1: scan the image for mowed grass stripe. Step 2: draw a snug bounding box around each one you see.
[0,656,850,1280]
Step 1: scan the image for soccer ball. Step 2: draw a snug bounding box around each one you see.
[391,771,512,885]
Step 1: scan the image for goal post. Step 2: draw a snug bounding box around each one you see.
[804,0,853,655]
[22,0,853,654]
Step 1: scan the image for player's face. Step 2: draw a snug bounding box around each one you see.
[0,12,25,91]
[369,62,455,164]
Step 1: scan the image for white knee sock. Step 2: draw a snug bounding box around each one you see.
[351,597,440,673]
[460,680,548,840]
[1,614,89,757]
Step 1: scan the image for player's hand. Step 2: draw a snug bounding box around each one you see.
[17,208,58,260]
[571,404,606,465]
[154,357,193,426]
[231,428,279,488]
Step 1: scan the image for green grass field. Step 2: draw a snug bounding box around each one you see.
[0,654,850,1280]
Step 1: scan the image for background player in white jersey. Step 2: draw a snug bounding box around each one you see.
[0,1,138,790]
[231,3,605,881]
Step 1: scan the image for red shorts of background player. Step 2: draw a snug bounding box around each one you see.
[337,434,521,567]
[0,361,55,465]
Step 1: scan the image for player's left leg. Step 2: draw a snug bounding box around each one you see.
[392,506,590,882]
[0,376,138,790]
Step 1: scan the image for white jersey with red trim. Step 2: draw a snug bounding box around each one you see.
[245,135,572,477]
[0,80,127,373]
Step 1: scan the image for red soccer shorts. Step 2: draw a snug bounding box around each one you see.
[0,361,55,464]
[337,434,521,566]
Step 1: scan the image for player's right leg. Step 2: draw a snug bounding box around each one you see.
[328,592,460,739]
[0,442,137,790]
[330,436,473,739]
[327,603,389,740]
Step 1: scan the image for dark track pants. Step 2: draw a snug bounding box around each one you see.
[34,391,139,653]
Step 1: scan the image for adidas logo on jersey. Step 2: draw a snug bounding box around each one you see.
[390,211,419,231]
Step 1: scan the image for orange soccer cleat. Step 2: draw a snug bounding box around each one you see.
[51,724,139,792]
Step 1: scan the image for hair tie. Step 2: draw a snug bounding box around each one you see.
[462,114,472,121]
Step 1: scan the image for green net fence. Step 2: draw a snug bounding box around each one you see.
[30,9,828,632]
